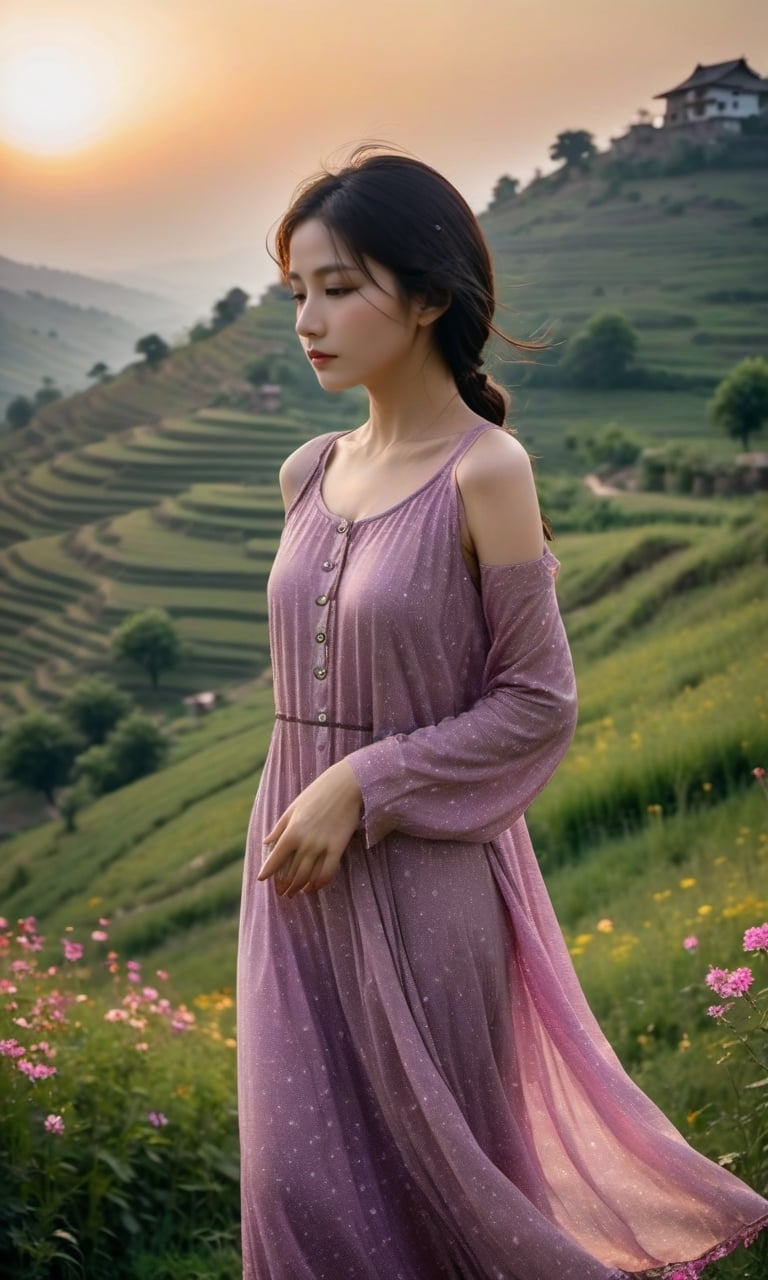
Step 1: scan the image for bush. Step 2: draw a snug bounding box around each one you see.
[0,916,240,1279]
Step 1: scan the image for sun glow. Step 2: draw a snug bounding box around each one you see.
[0,28,119,156]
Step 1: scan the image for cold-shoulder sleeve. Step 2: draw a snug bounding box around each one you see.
[344,549,578,848]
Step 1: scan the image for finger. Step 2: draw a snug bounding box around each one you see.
[263,809,291,848]
[258,832,297,881]
[305,848,340,893]
[281,852,322,899]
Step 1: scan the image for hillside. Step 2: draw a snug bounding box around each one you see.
[0,254,192,412]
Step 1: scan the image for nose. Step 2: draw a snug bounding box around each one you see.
[295,292,324,340]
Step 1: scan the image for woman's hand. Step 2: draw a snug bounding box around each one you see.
[258,760,363,898]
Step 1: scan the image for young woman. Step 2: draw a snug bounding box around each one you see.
[237,149,767,1279]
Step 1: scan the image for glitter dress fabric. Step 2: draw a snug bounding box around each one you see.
[237,423,768,1279]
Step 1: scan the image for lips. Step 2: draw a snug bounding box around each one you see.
[307,349,336,364]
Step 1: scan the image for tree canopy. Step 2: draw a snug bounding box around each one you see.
[709,357,768,450]
[60,677,135,745]
[562,312,640,389]
[0,712,83,803]
[549,129,598,173]
[112,608,182,689]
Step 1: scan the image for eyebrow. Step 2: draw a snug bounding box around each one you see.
[286,263,358,281]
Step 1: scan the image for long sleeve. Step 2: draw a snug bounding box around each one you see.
[345,551,578,848]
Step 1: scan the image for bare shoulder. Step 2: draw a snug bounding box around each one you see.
[455,428,544,565]
[279,432,338,511]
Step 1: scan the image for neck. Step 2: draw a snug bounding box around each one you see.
[362,346,467,449]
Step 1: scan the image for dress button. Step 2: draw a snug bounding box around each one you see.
[315,594,328,606]
[322,559,334,571]
[315,631,326,644]
[336,519,349,533]
[313,666,327,680]
[317,712,328,724]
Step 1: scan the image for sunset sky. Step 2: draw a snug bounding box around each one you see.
[1,0,767,300]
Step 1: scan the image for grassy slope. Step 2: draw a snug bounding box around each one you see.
[1,168,767,1241]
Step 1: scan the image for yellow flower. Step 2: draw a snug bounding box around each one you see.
[697,904,713,917]
[701,782,712,793]
[596,918,614,933]
[679,1034,691,1052]
[646,803,663,816]
[679,878,696,889]
[714,856,728,865]
[575,933,594,946]
[652,889,672,902]
[569,947,585,957]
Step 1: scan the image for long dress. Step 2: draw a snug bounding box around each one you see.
[237,421,768,1280]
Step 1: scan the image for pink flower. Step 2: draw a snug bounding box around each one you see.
[0,1038,26,1058]
[62,940,84,963]
[707,1005,727,1019]
[91,930,108,942]
[142,986,158,1002]
[752,766,766,780]
[705,965,754,998]
[104,1008,128,1023]
[155,969,169,981]
[148,1111,168,1128]
[682,936,699,951]
[725,966,753,995]
[17,1059,57,1080]
[44,1114,65,1134]
[0,979,18,994]
[743,923,768,953]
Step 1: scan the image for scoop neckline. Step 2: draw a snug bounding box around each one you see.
[314,423,495,527]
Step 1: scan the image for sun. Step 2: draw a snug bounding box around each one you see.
[0,33,117,156]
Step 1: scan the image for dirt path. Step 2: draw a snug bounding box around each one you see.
[583,472,623,497]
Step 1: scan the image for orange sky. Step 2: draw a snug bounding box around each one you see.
[1,0,767,295]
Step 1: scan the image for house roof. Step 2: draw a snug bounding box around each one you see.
[654,58,767,99]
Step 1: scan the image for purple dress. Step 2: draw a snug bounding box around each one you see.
[237,423,768,1279]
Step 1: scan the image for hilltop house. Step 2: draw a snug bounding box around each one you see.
[611,57,768,159]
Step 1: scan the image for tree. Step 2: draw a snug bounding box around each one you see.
[562,312,639,388]
[135,334,170,368]
[87,361,111,381]
[0,712,83,804]
[112,608,182,688]
[34,376,62,407]
[709,357,768,450]
[490,175,519,208]
[212,286,250,330]
[106,712,168,783]
[74,712,168,795]
[5,396,34,430]
[549,129,598,174]
[60,677,135,745]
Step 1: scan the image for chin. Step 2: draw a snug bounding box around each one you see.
[314,370,361,394]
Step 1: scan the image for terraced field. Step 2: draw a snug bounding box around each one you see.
[0,409,319,715]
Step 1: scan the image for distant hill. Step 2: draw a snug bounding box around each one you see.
[0,254,194,413]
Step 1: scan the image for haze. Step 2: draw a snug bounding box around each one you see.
[1,0,766,300]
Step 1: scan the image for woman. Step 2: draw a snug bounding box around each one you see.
[237,149,767,1279]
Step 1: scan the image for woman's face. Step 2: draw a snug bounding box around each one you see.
[286,218,425,394]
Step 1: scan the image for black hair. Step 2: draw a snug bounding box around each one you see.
[273,146,544,428]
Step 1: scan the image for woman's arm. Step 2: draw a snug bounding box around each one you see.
[344,431,577,846]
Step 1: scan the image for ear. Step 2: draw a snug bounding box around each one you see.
[415,290,450,328]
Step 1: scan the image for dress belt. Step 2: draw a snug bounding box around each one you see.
[275,712,374,733]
